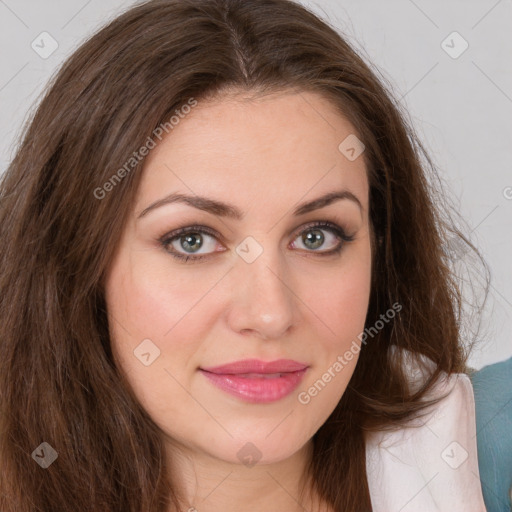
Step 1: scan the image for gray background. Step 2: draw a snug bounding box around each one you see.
[0,0,510,370]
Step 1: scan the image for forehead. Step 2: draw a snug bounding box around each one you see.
[136,90,369,217]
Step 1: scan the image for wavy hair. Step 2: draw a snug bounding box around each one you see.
[0,0,490,510]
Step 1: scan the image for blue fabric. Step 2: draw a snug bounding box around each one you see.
[470,357,512,512]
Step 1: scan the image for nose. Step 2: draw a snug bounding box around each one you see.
[226,246,297,341]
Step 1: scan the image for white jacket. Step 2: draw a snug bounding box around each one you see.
[365,348,487,511]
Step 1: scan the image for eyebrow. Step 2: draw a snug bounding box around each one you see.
[137,189,363,220]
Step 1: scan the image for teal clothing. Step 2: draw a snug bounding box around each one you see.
[470,357,512,512]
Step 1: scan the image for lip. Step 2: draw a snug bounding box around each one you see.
[201,359,308,374]
[199,359,309,403]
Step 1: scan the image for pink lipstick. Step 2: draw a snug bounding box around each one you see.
[199,359,308,403]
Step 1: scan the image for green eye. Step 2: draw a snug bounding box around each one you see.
[159,221,355,263]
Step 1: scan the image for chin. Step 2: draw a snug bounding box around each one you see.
[206,424,314,468]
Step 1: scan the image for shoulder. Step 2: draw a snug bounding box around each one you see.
[365,346,487,512]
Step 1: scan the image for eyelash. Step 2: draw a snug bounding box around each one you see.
[158,221,356,263]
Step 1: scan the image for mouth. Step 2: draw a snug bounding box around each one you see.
[199,359,309,403]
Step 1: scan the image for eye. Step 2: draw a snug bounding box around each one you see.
[159,221,355,263]
[160,225,221,262]
[290,221,352,253]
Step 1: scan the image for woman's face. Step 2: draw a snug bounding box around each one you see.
[104,90,372,467]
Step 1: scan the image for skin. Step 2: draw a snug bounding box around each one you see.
[104,89,372,512]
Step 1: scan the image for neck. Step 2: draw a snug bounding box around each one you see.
[165,439,330,512]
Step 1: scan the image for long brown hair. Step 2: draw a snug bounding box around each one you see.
[0,0,490,510]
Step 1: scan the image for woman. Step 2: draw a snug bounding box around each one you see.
[0,0,491,510]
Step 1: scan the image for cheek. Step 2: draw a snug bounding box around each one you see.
[104,255,203,424]
[105,247,208,341]
[297,253,371,406]
[311,257,372,346]
[103,248,219,393]
[295,272,370,426]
